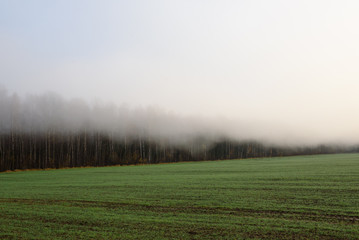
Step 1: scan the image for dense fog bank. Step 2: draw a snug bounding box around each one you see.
[2,88,359,145]
[0,88,223,145]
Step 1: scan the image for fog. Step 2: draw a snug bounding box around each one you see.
[1,1,359,147]
[0,87,358,147]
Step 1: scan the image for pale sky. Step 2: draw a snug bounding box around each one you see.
[1,0,359,143]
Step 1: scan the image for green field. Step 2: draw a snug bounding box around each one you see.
[1,154,359,239]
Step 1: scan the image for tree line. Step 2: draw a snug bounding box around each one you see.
[1,130,357,172]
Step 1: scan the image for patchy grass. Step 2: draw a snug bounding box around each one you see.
[1,153,359,239]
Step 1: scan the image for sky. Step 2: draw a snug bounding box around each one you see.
[1,0,359,144]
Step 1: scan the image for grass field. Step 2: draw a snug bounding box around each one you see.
[1,154,359,239]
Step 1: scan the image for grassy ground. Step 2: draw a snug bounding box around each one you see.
[0,153,358,239]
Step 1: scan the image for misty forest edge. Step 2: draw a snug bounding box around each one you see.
[1,131,358,172]
[1,90,359,172]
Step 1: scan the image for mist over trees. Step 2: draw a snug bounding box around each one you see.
[0,88,358,172]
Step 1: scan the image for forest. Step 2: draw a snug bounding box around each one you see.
[0,89,358,172]
[2,130,358,172]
